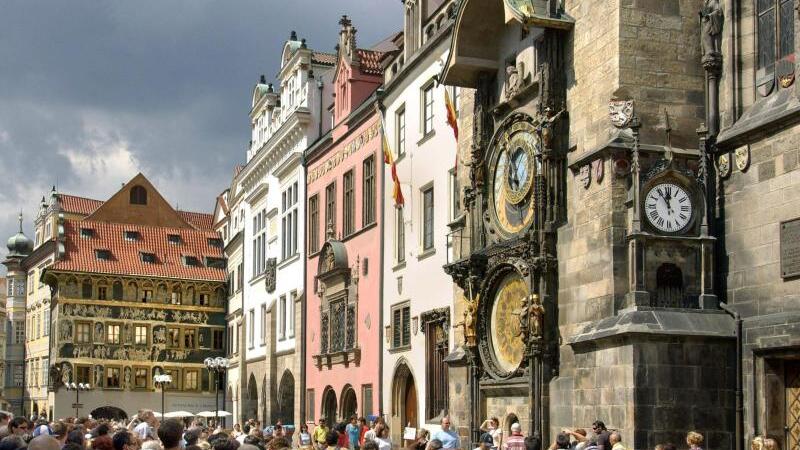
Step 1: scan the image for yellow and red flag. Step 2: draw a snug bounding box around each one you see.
[444,87,460,175]
[382,121,404,208]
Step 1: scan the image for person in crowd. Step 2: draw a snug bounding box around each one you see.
[431,417,459,450]
[157,420,183,450]
[241,435,262,450]
[295,424,312,450]
[549,433,570,450]
[0,413,11,436]
[523,434,541,450]
[373,425,390,450]
[267,437,289,450]
[504,423,526,450]
[686,432,703,450]
[426,439,443,450]
[240,444,260,450]
[67,430,86,448]
[607,432,624,450]
[335,423,348,449]
[590,422,609,450]
[212,436,240,450]
[324,431,339,450]
[134,412,158,442]
[357,419,368,449]
[405,429,429,450]
[52,423,69,449]
[313,420,329,450]
[29,435,61,450]
[0,436,27,450]
[475,433,494,450]
[362,441,379,450]
[580,435,597,450]
[92,434,114,450]
[231,426,242,440]
[142,441,163,450]
[480,418,502,450]
[8,417,29,437]
[345,417,360,450]
[112,431,139,450]
[560,429,586,450]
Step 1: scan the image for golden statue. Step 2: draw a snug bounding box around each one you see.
[454,299,478,347]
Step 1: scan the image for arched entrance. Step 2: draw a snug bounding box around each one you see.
[340,385,358,420]
[391,362,418,442]
[276,370,295,425]
[91,406,128,421]
[246,374,259,422]
[322,387,337,425]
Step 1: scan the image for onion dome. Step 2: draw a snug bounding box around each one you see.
[6,213,32,256]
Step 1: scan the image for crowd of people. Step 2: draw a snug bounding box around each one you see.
[0,410,781,450]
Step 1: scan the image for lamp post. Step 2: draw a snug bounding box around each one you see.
[204,356,229,427]
[65,382,91,418]
[153,374,172,420]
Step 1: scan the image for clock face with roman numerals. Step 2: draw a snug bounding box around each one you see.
[644,182,693,233]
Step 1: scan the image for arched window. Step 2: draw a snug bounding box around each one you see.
[656,263,684,308]
[130,185,147,205]
[112,281,123,300]
[756,0,795,96]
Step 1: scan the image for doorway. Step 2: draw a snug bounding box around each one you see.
[322,387,338,425]
[341,385,358,420]
[786,361,800,450]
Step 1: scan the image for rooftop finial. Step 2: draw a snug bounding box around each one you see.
[260,74,267,84]
[18,211,23,232]
[290,30,298,41]
[339,15,351,28]
[326,221,335,240]
[300,38,307,49]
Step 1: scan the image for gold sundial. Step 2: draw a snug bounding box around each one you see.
[490,272,528,373]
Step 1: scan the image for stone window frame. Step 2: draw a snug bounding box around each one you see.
[308,193,321,254]
[106,323,122,345]
[75,321,92,344]
[133,366,149,390]
[105,365,122,390]
[390,301,412,350]
[134,324,149,346]
[183,368,200,392]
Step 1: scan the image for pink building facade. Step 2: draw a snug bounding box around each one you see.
[304,16,392,425]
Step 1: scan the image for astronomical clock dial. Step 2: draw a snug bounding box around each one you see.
[490,272,528,374]
[644,182,694,233]
[489,121,540,237]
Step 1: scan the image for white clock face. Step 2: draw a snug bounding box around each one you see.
[644,182,693,232]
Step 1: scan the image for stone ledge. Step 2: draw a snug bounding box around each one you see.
[566,308,735,345]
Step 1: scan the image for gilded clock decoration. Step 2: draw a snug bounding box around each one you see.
[490,272,529,374]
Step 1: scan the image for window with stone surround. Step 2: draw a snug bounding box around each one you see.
[106,324,121,345]
[75,322,91,344]
[756,0,795,97]
[396,105,406,156]
[134,367,148,389]
[325,182,337,233]
[343,170,356,236]
[391,303,411,349]
[396,207,406,264]
[422,82,435,136]
[363,155,376,226]
[282,182,299,260]
[422,185,434,251]
[135,325,148,345]
[309,194,320,253]
[106,367,121,389]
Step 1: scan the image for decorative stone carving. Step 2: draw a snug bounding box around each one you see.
[609,99,635,128]
[60,320,73,340]
[735,145,750,172]
[50,364,63,389]
[613,156,631,177]
[700,0,723,67]
[61,362,72,384]
[593,158,605,184]
[504,63,522,99]
[264,257,277,293]
[454,300,477,347]
[94,322,104,343]
[124,367,132,389]
[94,365,104,387]
[717,152,731,178]
[579,165,591,189]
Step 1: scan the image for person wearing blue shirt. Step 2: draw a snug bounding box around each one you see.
[346,416,361,450]
[432,417,460,449]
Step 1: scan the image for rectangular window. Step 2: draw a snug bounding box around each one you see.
[279,295,287,340]
[164,368,180,391]
[309,194,320,253]
[422,186,434,250]
[183,329,196,349]
[43,310,50,336]
[124,230,139,241]
[396,208,405,263]
[75,322,91,344]
[106,367,121,388]
[288,291,297,338]
[98,286,108,300]
[42,358,49,387]
[184,370,199,391]
[422,83,434,135]
[167,234,181,245]
[392,304,411,348]
[142,289,153,302]
[282,182,299,260]
[450,169,462,219]
[140,252,156,263]
[362,384,374,418]
[135,325,148,345]
[13,365,22,387]
[396,106,406,156]
[253,209,268,276]
[363,156,376,226]
[106,324,121,344]
[76,365,91,385]
[261,304,267,345]
[248,309,255,348]
[213,329,224,350]
[757,0,795,95]
[15,320,24,344]
[343,170,355,236]
[426,320,450,420]
[325,182,336,234]
[307,389,315,423]
[134,368,148,389]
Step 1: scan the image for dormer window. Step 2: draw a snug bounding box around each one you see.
[208,238,223,248]
[183,256,201,267]
[80,228,94,239]
[167,234,181,245]
[95,249,111,261]
[205,257,225,270]
[124,231,140,242]
[140,252,156,264]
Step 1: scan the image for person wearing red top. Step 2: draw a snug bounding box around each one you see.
[337,423,350,449]
[358,417,369,446]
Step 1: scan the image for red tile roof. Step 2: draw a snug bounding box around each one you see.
[312,51,337,66]
[357,49,386,75]
[178,211,214,231]
[59,194,103,216]
[53,219,225,281]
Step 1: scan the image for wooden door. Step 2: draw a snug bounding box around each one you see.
[786,361,800,450]
[404,377,418,429]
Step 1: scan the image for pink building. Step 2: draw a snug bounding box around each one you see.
[304,16,395,425]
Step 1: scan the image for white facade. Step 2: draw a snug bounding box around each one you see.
[380,0,462,441]
[232,34,334,424]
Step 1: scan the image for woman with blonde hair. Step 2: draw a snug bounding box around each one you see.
[479,417,502,450]
[686,431,703,450]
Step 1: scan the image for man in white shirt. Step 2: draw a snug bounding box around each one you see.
[134,411,158,441]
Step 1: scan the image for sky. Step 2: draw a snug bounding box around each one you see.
[0,0,403,266]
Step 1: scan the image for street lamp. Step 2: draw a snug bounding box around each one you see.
[153,374,172,419]
[65,382,91,418]
[204,357,229,427]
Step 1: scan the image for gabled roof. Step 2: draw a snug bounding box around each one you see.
[312,51,337,66]
[356,49,386,75]
[59,194,103,216]
[52,219,225,282]
[178,211,214,231]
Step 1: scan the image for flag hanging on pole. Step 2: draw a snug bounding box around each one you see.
[381,120,405,208]
[444,88,460,175]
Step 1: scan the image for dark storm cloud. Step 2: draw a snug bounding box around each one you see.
[0,0,402,262]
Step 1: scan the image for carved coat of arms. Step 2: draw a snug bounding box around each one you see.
[609,99,635,128]
[264,257,277,293]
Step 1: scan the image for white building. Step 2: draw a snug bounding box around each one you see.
[379,0,463,443]
[233,31,334,426]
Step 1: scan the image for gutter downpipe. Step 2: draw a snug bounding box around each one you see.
[375,88,386,421]
[719,301,743,450]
